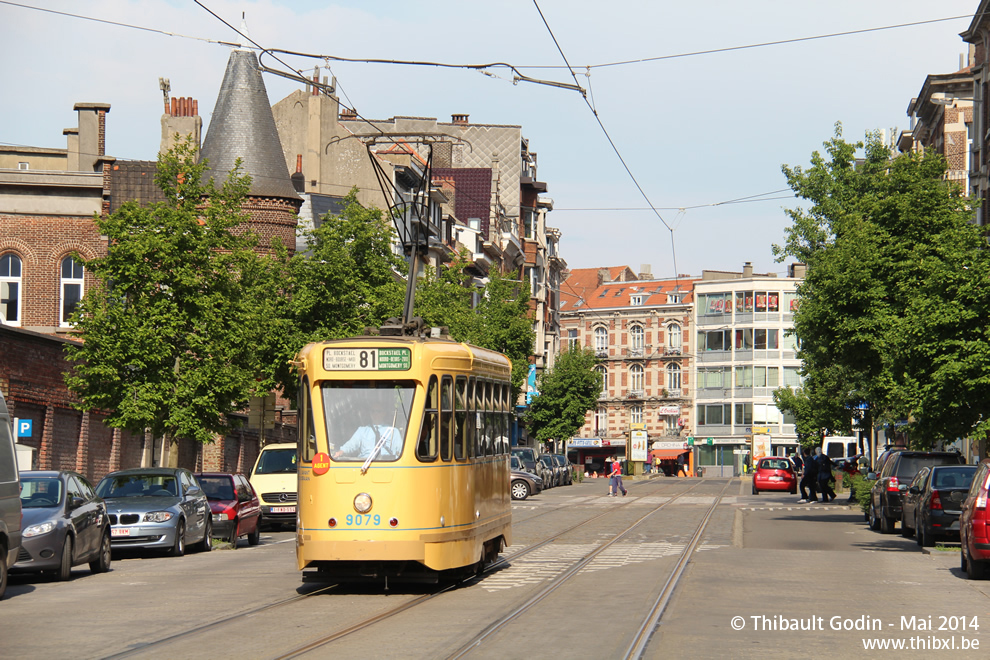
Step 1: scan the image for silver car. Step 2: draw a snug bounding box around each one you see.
[13,471,112,580]
[95,468,212,556]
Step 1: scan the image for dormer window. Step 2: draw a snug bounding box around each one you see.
[630,295,643,306]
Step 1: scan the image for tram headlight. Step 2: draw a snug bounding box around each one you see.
[353,492,373,513]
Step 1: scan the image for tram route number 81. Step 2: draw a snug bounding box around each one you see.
[346,514,381,526]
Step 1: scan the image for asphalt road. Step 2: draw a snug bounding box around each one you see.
[3,477,989,659]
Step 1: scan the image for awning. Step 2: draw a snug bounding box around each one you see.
[651,449,689,459]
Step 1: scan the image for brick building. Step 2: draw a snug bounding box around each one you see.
[0,47,300,483]
[559,266,697,474]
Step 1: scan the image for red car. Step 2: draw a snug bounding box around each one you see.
[960,459,990,579]
[752,457,798,495]
[193,473,261,547]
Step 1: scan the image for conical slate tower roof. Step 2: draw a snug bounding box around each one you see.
[200,48,299,200]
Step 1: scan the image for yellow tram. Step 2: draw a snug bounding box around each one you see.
[293,334,513,582]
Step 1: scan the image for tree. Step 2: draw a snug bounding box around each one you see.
[415,256,535,395]
[524,346,601,446]
[774,124,990,447]
[64,139,273,444]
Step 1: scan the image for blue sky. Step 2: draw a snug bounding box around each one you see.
[0,0,980,278]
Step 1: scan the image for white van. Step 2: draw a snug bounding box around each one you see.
[0,390,22,600]
[249,443,297,529]
[823,436,860,463]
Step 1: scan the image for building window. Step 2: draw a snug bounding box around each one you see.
[595,366,607,397]
[734,366,780,387]
[523,209,535,239]
[629,364,644,392]
[0,253,22,326]
[697,403,731,425]
[734,402,753,425]
[783,366,802,387]
[698,292,731,315]
[666,363,681,391]
[60,256,84,327]
[735,328,780,350]
[667,292,681,304]
[17,162,29,170]
[630,294,643,306]
[565,328,578,350]
[594,406,608,435]
[699,329,731,351]
[630,324,644,350]
[594,326,608,354]
[667,323,681,350]
[630,405,643,424]
[698,367,731,389]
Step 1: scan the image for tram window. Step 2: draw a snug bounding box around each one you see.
[492,383,503,455]
[466,377,476,458]
[299,376,317,462]
[440,375,453,462]
[417,376,439,461]
[474,378,484,457]
[484,381,493,456]
[454,376,467,460]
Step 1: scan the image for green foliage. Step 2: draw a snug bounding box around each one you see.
[524,346,601,445]
[845,472,872,514]
[64,138,271,443]
[774,124,987,448]
[415,256,535,396]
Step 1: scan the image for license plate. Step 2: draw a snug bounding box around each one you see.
[111,528,131,537]
[769,476,783,481]
[271,506,295,514]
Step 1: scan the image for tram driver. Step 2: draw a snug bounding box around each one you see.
[332,393,404,460]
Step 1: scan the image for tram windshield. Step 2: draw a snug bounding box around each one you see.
[322,381,415,463]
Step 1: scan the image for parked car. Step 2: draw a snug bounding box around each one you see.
[960,458,990,579]
[510,455,543,500]
[901,465,977,547]
[553,454,573,485]
[0,389,21,600]
[249,443,297,529]
[868,450,965,533]
[511,447,540,478]
[752,457,798,495]
[193,472,261,547]
[13,471,111,580]
[538,454,559,488]
[95,468,212,556]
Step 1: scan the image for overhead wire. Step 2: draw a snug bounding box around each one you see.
[530,0,681,287]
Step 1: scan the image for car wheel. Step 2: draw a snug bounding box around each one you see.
[0,549,7,600]
[196,517,212,553]
[962,547,968,572]
[57,535,74,581]
[511,479,530,500]
[868,501,880,530]
[919,521,934,548]
[966,547,987,580]
[789,485,797,495]
[227,521,239,548]
[247,524,260,546]
[752,483,758,495]
[168,520,186,557]
[89,531,112,574]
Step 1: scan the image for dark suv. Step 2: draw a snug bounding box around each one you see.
[869,450,965,533]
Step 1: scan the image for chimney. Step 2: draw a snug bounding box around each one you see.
[339,107,357,119]
[160,95,202,157]
[291,154,305,193]
[743,261,753,277]
[638,263,652,280]
[788,263,807,279]
[451,114,469,125]
[63,127,80,171]
[598,268,611,285]
[73,103,111,172]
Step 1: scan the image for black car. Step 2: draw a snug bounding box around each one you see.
[869,451,966,533]
[552,454,573,485]
[13,471,112,580]
[901,464,978,546]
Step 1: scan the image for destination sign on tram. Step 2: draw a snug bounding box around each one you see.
[323,347,411,371]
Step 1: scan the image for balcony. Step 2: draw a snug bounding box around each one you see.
[626,347,644,358]
[626,390,645,399]
[663,348,681,357]
[595,349,609,358]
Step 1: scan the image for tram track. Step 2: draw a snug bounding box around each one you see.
[98,478,710,660]
[273,478,708,660]
[444,478,733,660]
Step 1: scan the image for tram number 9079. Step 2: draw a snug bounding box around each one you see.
[346,514,381,526]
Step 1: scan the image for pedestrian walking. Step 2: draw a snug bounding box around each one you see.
[610,457,627,496]
[798,447,818,503]
[816,447,836,502]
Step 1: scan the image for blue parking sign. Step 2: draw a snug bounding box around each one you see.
[17,419,32,438]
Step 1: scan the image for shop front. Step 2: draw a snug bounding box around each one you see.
[651,440,693,476]
[566,437,626,478]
